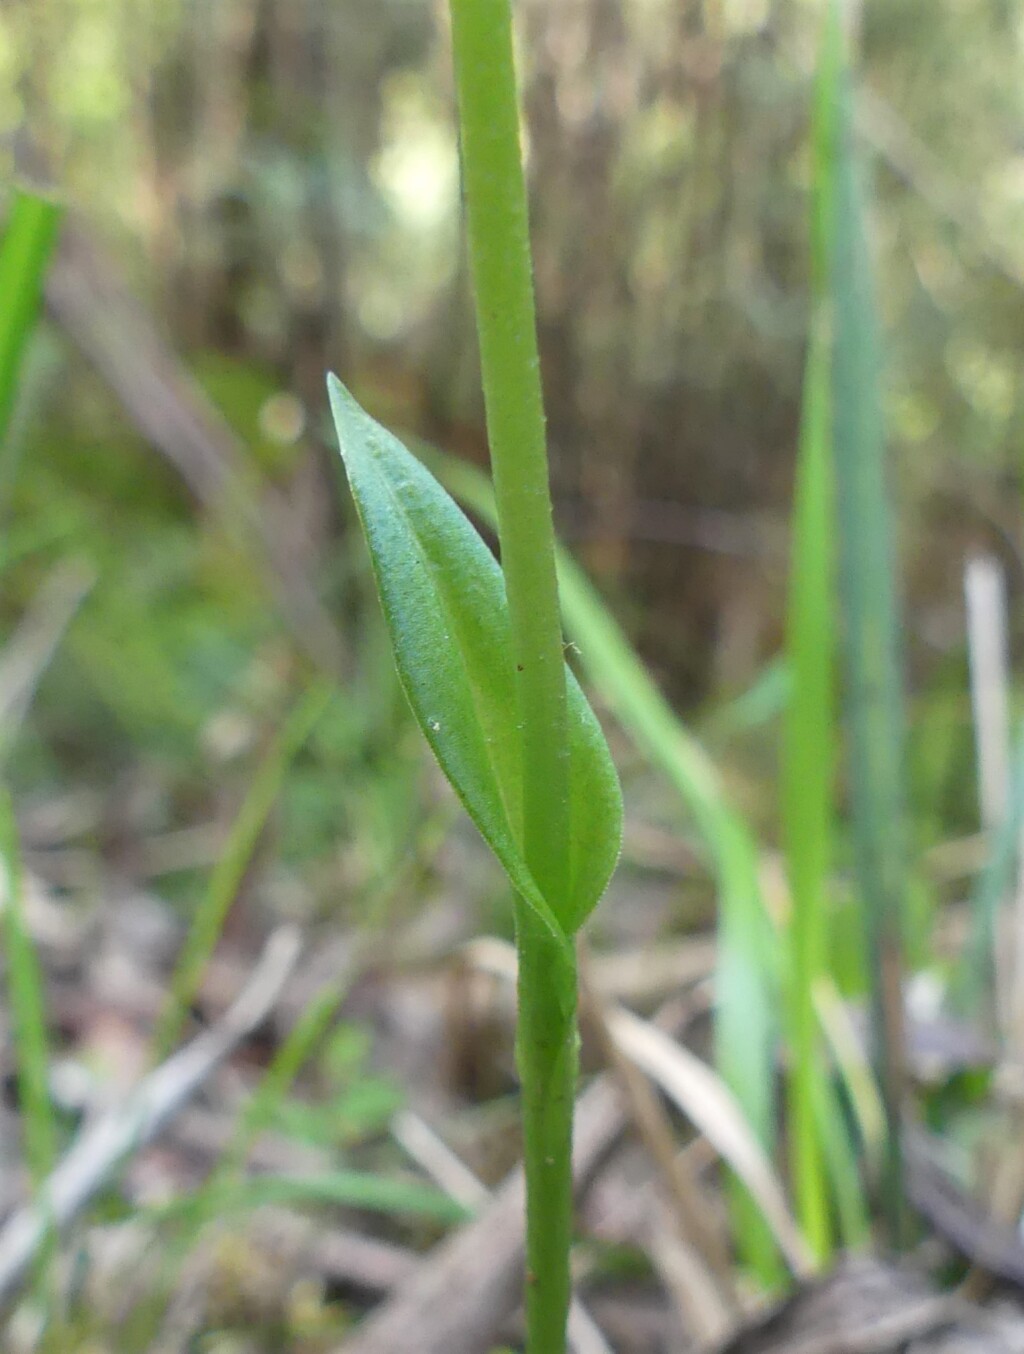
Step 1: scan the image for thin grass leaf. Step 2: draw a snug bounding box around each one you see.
[703,659,788,741]
[811,1060,871,1248]
[433,451,785,1284]
[150,1170,470,1228]
[328,376,622,941]
[0,188,61,452]
[226,983,349,1173]
[152,682,332,1057]
[779,2,841,1261]
[829,9,910,1244]
[0,791,56,1185]
[0,790,59,1297]
[782,321,834,1262]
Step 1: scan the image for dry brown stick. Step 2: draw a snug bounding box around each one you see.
[0,927,301,1310]
[335,1075,625,1354]
[45,222,346,677]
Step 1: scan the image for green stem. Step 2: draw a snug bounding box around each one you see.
[448,0,569,907]
[448,3,575,1348]
[515,909,578,1349]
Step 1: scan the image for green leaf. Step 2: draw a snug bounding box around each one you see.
[328,375,621,938]
[0,188,61,452]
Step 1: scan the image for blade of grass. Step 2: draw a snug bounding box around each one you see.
[779,2,841,1262]
[782,319,834,1263]
[0,791,57,1187]
[222,984,351,1176]
[433,451,786,1285]
[811,1054,871,1248]
[829,7,910,1246]
[151,1170,470,1228]
[0,791,58,1301]
[0,187,61,455]
[151,682,332,1058]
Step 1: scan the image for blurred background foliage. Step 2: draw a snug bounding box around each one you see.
[2,0,1024,924]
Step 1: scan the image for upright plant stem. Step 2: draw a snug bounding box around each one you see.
[448,2,575,1349]
[516,910,578,1346]
[448,0,569,902]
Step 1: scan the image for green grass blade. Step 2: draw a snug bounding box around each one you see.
[829,16,910,1246]
[779,3,842,1263]
[813,1062,871,1248]
[152,682,332,1058]
[782,320,834,1263]
[0,188,61,451]
[208,979,353,1203]
[151,1170,470,1228]
[434,451,786,1284]
[0,791,57,1188]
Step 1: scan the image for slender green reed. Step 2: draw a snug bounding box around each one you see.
[783,321,834,1262]
[0,790,57,1188]
[0,791,59,1309]
[780,4,841,1262]
[0,188,61,453]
